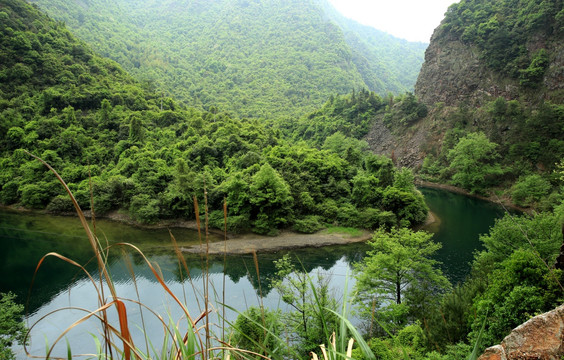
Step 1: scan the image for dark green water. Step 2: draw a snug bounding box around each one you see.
[0,188,508,359]
[420,187,508,284]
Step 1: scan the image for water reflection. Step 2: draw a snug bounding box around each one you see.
[1,187,509,359]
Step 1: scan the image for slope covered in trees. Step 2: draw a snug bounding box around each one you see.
[345,4,564,355]
[337,0,564,212]
[318,0,427,95]
[414,0,564,201]
[27,0,426,118]
[0,0,428,236]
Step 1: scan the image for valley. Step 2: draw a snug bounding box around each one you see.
[0,0,563,359]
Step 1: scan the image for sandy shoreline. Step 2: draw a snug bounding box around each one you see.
[1,187,443,255]
[180,229,374,255]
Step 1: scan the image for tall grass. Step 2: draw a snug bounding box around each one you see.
[24,151,232,359]
[22,151,488,360]
[23,151,370,360]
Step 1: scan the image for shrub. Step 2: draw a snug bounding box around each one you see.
[230,307,286,358]
[0,180,19,205]
[0,292,27,360]
[129,193,160,224]
[511,174,551,207]
[46,195,74,213]
[209,210,250,233]
[293,215,323,234]
[19,183,50,208]
[336,202,361,227]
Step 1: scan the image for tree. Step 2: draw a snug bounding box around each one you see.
[447,132,503,194]
[381,187,428,227]
[354,228,450,335]
[271,254,338,355]
[249,163,293,235]
[0,292,27,360]
[469,249,563,349]
[511,174,551,207]
[128,114,144,143]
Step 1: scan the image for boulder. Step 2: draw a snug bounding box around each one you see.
[478,304,564,360]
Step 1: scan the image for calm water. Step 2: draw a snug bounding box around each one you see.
[1,189,508,358]
[419,187,508,284]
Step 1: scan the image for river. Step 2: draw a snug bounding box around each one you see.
[0,188,508,359]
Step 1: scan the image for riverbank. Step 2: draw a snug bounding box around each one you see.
[0,184,448,256]
[104,210,377,254]
[0,204,375,254]
[180,229,373,255]
[416,180,530,214]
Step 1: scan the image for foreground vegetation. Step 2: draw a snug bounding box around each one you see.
[0,292,26,360]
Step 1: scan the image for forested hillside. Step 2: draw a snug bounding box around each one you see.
[414,0,564,197]
[341,1,564,358]
[27,0,426,118]
[0,0,428,235]
[318,0,427,95]
[347,0,564,208]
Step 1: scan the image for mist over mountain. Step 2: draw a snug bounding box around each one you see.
[27,0,426,118]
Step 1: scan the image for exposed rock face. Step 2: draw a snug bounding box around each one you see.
[478,304,564,360]
[366,1,564,168]
[414,33,520,107]
[364,116,429,168]
[415,26,564,108]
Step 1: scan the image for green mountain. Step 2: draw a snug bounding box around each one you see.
[0,0,428,234]
[318,0,427,95]
[26,0,426,118]
[356,0,564,202]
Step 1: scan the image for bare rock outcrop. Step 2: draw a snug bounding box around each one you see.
[364,117,429,169]
[414,34,519,108]
[415,23,564,108]
[478,304,564,360]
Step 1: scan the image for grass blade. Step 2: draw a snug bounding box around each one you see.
[468,311,488,360]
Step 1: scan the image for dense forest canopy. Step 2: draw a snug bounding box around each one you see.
[0,0,428,236]
[26,0,426,118]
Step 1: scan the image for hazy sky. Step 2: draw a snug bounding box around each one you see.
[327,0,460,43]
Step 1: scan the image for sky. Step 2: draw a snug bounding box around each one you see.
[326,0,460,43]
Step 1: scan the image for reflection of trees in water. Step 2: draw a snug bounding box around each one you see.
[1,212,369,313]
[201,243,369,296]
[0,224,98,313]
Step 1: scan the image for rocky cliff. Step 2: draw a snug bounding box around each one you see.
[366,0,564,169]
[478,304,564,360]
[415,0,564,107]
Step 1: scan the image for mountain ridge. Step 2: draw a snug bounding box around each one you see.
[27,0,426,118]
